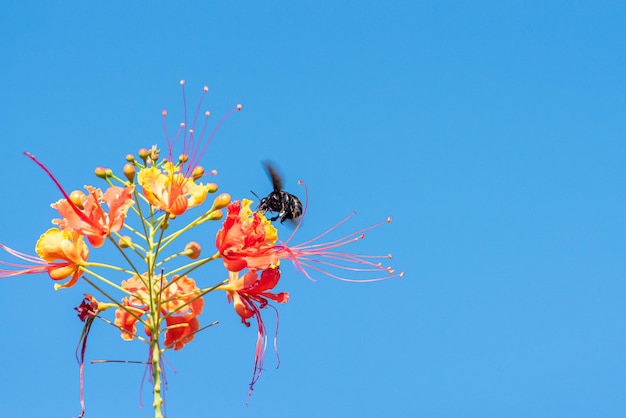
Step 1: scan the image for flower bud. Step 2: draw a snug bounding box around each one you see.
[184,242,201,259]
[212,193,231,210]
[138,148,150,161]
[119,235,132,248]
[208,209,223,221]
[70,190,86,209]
[94,166,109,179]
[192,166,205,180]
[125,154,135,162]
[123,163,136,183]
[207,183,218,193]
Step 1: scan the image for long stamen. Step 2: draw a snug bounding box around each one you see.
[193,104,242,171]
[162,82,241,179]
[181,80,189,161]
[279,216,402,282]
[184,86,209,175]
[24,152,96,227]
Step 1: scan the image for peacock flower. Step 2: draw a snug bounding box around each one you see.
[0,228,89,289]
[215,199,279,272]
[219,266,289,393]
[137,162,213,216]
[216,200,402,283]
[24,152,134,249]
[52,185,135,248]
[114,273,204,350]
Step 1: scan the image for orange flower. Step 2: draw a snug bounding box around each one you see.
[220,266,288,394]
[52,185,134,248]
[138,163,212,216]
[115,297,148,342]
[0,228,89,289]
[24,152,134,248]
[216,199,279,272]
[114,274,204,350]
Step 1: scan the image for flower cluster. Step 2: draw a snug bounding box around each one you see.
[0,81,401,417]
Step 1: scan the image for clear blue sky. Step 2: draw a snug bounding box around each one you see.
[1,1,625,417]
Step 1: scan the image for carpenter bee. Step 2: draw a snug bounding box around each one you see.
[252,161,303,223]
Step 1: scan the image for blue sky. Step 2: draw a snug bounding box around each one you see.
[1,1,625,417]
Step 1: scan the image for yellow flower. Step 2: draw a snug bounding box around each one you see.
[138,162,211,216]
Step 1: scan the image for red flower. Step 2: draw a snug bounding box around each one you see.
[163,315,201,351]
[216,199,279,272]
[220,266,289,395]
[216,200,402,282]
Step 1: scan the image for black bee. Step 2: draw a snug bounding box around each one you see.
[253,161,303,223]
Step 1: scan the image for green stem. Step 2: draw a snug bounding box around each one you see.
[151,333,164,418]
[165,251,222,279]
[159,207,221,250]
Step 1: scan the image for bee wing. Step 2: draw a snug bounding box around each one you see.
[262,160,284,192]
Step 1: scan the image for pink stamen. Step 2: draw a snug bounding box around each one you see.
[277,215,402,282]
[192,104,242,172]
[161,82,242,177]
